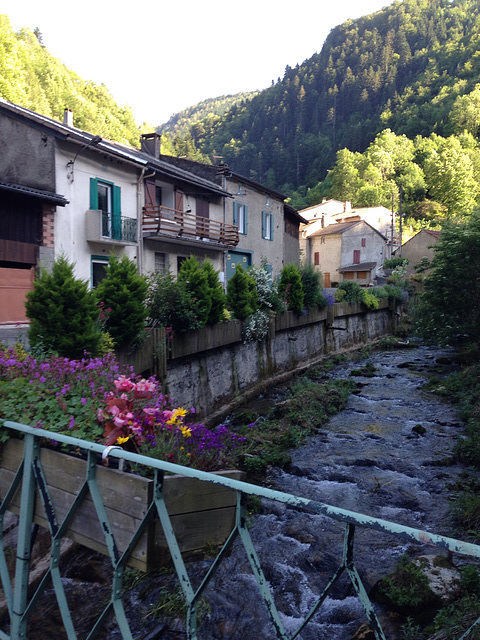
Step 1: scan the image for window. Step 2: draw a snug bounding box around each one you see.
[314,251,320,266]
[321,237,325,244]
[233,202,248,235]
[361,238,366,247]
[91,256,109,288]
[357,271,368,279]
[90,178,121,240]
[154,252,168,273]
[262,211,273,240]
[353,249,361,264]
[265,195,271,206]
[344,272,354,280]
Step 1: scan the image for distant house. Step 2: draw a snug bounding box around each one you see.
[300,199,397,257]
[393,229,440,276]
[300,219,388,287]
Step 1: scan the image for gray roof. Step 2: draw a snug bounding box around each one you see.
[0,180,68,206]
[339,262,377,272]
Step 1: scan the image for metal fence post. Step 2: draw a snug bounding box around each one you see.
[11,434,38,640]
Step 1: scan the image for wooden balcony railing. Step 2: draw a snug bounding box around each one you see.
[142,206,239,247]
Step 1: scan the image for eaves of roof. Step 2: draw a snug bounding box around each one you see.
[0,180,68,206]
[339,261,377,272]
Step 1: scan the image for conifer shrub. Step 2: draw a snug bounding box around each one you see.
[177,256,212,326]
[299,264,325,308]
[200,259,226,324]
[226,264,259,320]
[25,255,101,358]
[147,271,202,333]
[278,263,304,313]
[94,255,148,348]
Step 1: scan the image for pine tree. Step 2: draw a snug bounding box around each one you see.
[226,264,259,320]
[25,255,101,358]
[278,264,304,313]
[94,255,148,347]
[177,256,212,327]
[200,260,226,324]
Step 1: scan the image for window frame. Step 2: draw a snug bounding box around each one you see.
[262,210,274,241]
[90,177,122,240]
[233,201,248,235]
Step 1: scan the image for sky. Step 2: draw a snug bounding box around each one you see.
[2,0,394,127]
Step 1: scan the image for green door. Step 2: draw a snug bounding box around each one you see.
[226,251,252,281]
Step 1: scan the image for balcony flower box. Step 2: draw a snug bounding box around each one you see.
[0,439,242,572]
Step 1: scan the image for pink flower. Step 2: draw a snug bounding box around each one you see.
[113,375,135,392]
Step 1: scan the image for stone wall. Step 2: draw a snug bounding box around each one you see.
[164,300,396,422]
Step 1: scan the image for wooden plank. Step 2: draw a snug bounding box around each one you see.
[0,440,243,571]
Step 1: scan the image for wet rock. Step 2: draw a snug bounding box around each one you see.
[412,424,426,435]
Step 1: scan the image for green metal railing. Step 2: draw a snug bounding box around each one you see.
[1,420,480,640]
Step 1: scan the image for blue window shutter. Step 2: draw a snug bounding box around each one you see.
[270,214,274,241]
[261,211,266,238]
[244,205,248,235]
[90,178,98,209]
[112,185,122,240]
[233,201,238,227]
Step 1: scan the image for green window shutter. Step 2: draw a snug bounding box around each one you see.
[112,185,122,240]
[244,205,248,235]
[233,201,238,227]
[90,178,98,209]
[261,211,266,238]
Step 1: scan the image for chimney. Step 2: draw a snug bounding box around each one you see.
[140,133,161,158]
[63,109,73,127]
[344,201,352,213]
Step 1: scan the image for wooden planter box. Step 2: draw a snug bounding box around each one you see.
[0,439,243,571]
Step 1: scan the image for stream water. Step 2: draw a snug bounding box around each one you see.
[194,342,466,640]
[9,342,469,639]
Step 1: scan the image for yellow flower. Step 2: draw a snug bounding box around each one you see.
[180,446,185,451]
[180,426,192,438]
[116,436,130,444]
[172,407,187,419]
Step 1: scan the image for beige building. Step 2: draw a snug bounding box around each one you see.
[301,220,388,287]
[393,229,440,276]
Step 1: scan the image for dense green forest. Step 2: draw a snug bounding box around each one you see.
[170,0,480,216]
[0,15,143,146]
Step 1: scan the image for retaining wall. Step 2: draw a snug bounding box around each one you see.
[162,299,397,422]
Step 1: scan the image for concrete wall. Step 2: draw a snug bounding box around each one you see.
[340,222,386,268]
[0,115,56,191]
[163,301,396,422]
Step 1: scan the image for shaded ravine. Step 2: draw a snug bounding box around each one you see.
[196,343,466,639]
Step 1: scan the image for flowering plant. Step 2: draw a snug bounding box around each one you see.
[97,375,245,471]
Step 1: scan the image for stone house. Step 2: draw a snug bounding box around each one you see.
[301,219,388,287]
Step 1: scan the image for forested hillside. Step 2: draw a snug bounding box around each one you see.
[180,0,480,209]
[0,15,142,146]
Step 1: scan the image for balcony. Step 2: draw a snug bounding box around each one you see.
[86,210,137,245]
[142,206,239,247]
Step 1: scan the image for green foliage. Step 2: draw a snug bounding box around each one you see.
[0,16,142,145]
[361,290,380,310]
[414,213,480,346]
[200,260,227,325]
[226,264,259,320]
[384,257,410,270]
[278,264,304,313]
[147,271,203,333]
[25,255,101,358]
[378,555,435,612]
[299,264,323,309]
[336,281,364,303]
[94,255,148,348]
[177,256,212,326]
